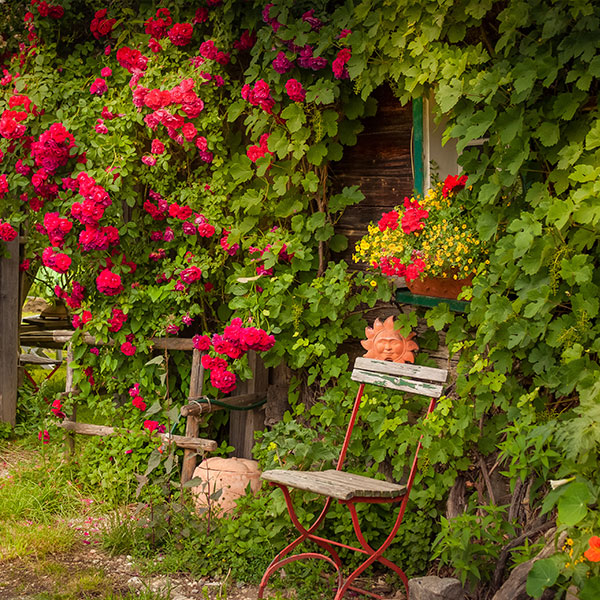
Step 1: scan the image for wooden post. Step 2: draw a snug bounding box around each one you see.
[181,348,204,485]
[0,238,19,426]
[64,346,76,456]
[229,351,269,459]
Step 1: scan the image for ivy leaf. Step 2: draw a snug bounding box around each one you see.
[306,142,328,165]
[436,79,463,112]
[302,172,319,192]
[329,234,348,252]
[557,481,592,526]
[495,107,523,144]
[560,254,593,285]
[321,110,339,137]
[535,121,560,146]
[585,119,600,150]
[425,304,454,331]
[229,156,253,182]
[281,104,306,133]
[525,557,560,599]
[329,186,364,212]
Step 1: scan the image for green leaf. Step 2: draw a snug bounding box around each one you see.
[580,577,600,600]
[557,481,592,526]
[525,557,560,599]
[281,103,306,133]
[227,100,246,122]
[145,355,164,366]
[560,255,593,286]
[229,156,254,182]
[146,401,162,416]
[496,107,523,144]
[329,234,348,252]
[182,476,204,489]
[426,304,454,331]
[585,120,600,150]
[321,110,339,137]
[535,121,560,147]
[144,449,163,477]
[306,142,328,165]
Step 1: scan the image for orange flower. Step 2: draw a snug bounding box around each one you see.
[584,536,600,562]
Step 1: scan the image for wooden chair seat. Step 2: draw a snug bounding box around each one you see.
[262,469,407,501]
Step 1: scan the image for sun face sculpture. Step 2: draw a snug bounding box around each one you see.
[361,316,418,363]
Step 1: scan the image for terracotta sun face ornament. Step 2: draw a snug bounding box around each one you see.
[361,316,418,363]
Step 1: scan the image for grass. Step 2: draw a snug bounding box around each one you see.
[0,520,76,560]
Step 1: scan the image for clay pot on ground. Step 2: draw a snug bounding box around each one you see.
[191,456,262,515]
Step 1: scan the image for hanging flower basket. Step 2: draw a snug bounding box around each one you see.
[406,273,473,300]
[353,175,488,294]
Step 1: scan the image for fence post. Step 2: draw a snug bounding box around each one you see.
[0,238,19,426]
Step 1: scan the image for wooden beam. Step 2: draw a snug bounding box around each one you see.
[180,349,205,485]
[181,392,262,417]
[19,330,195,351]
[57,419,217,452]
[0,238,19,426]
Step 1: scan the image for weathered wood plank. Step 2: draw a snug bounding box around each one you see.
[262,469,407,501]
[19,330,195,351]
[230,350,268,459]
[0,238,19,426]
[58,420,217,452]
[354,357,448,383]
[181,349,205,485]
[351,368,444,398]
[181,392,263,416]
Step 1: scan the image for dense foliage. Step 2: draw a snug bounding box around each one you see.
[1,0,599,597]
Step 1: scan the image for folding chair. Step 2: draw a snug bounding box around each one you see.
[259,351,447,599]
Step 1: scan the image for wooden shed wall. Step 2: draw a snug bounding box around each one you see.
[331,87,414,266]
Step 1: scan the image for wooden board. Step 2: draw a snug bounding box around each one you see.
[351,368,444,398]
[181,349,205,484]
[19,330,195,351]
[353,357,448,383]
[230,350,268,459]
[0,238,19,426]
[330,87,413,268]
[58,420,217,452]
[262,468,407,501]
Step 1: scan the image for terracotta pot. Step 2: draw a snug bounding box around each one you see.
[406,274,473,300]
[192,456,262,515]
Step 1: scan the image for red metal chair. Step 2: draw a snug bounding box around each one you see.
[259,355,448,599]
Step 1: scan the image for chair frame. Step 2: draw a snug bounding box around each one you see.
[258,357,447,600]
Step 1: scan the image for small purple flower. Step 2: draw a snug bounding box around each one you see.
[182,222,196,235]
[165,324,180,335]
[302,10,323,31]
[163,226,174,242]
[272,51,293,74]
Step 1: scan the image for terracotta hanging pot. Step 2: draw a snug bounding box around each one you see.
[406,273,473,300]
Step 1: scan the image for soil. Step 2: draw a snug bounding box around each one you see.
[0,545,266,600]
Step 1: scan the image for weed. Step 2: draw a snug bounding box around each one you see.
[0,520,76,560]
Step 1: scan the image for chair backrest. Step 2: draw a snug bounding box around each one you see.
[351,357,448,398]
[336,357,448,479]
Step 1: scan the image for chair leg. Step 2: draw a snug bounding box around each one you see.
[259,484,340,598]
[335,500,410,600]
